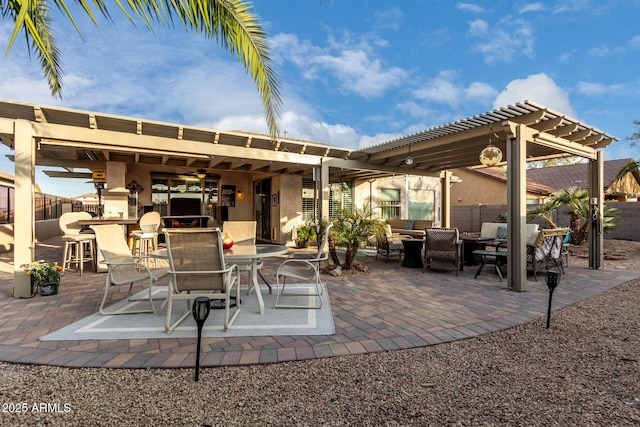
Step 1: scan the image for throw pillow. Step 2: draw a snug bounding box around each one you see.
[496,225,508,240]
[384,224,394,239]
[404,220,415,230]
[526,230,540,246]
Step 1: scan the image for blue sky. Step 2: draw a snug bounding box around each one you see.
[1,0,639,197]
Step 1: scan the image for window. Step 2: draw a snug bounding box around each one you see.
[302,178,353,221]
[408,189,435,220]
[329,181,352,219]
[380,189,400,219]
[151,174,218,220]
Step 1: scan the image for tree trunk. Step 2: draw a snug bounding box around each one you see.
[328,233,341,266]
[343,246,355,270]
[569,215,584,245]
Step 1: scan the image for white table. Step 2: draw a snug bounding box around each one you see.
[151,244,289,314]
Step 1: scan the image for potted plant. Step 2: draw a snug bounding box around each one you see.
[294,223,313,248]
[20,260,64,296]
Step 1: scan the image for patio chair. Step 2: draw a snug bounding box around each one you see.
[90,224,168,315]
[423,227,461,276]
[526,228,569,281]
[274,223,332,309]
[222,220,271,294]
[164,228,240,332]
[376,224,405,263]
[59,212,96,276]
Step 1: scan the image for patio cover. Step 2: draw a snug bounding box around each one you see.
[0,99,616,293]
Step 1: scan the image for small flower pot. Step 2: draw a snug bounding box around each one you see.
[39,282,59,296]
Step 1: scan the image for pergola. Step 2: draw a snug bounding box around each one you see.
[0,98,616,294]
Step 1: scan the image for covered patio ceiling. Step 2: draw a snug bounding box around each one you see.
[0,98,617,181]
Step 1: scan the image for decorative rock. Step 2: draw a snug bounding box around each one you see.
[330,266,342,276]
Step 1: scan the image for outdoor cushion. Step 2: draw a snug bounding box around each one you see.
[413,220,433,230]
[480,223,500,239]
[496,225,508,240]
[404,220,415,230]
[526,230,540,246]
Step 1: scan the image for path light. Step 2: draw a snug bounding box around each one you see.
[545,269,561,329]
[192,296,211,381]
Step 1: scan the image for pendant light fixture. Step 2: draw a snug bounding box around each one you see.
[405,144,414,165]
[479,128,503,167]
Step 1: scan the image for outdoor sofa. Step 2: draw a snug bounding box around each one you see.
[385,219,434,239]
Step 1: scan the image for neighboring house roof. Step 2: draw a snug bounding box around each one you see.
[525,159,637,192]
[74,193,100,201]
[463,167,555,196]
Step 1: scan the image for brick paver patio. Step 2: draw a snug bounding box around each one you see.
[1,236,637,369]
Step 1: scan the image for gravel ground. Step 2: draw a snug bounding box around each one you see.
[1,240,639,426]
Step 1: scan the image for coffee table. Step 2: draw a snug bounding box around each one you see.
[472,249,507,282]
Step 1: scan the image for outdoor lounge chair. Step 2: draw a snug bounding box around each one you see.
[90,224,168,315]
[164,228,240,332]
[274,224,332,309]
[376,224,406,263]
[423,227,462,276]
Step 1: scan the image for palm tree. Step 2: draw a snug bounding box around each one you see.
[614,120,640,181]
[2,0,281,138]
[553,188,618,245]
[329,205,386,270]
[616,160,640,181]
[526,187,618,245]
[526,198,562,228]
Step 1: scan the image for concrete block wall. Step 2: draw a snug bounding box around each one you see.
[0,219,61,254]
[451,202,640,241]
[605,202,640,241]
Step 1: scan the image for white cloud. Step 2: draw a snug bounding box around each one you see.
[631,35,640,49]
[468,20,489,36]
[493,73,576,117]
[271,32,408,98]
[588,46,610,57]
[373,7,403,31]
[456,3,487,13]
[577,81,623,96]
[468,17,535,63]
[359,132,404,149]
[413,71,497,108]
[519,3,546,13]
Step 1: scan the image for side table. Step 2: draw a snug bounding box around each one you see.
[401,239,425,268]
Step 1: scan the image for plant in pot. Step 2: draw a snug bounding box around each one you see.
[20,260,64,296]
[294,223,314,248]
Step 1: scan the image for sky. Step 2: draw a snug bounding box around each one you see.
[1,0,639,197]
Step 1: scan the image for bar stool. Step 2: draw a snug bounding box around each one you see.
[59,212,96,276]
[130,212,161,266]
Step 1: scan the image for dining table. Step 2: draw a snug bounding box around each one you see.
[151,244,289,314]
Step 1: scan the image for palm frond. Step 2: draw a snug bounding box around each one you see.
[615,160,639,181]
[5,0,281,137]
